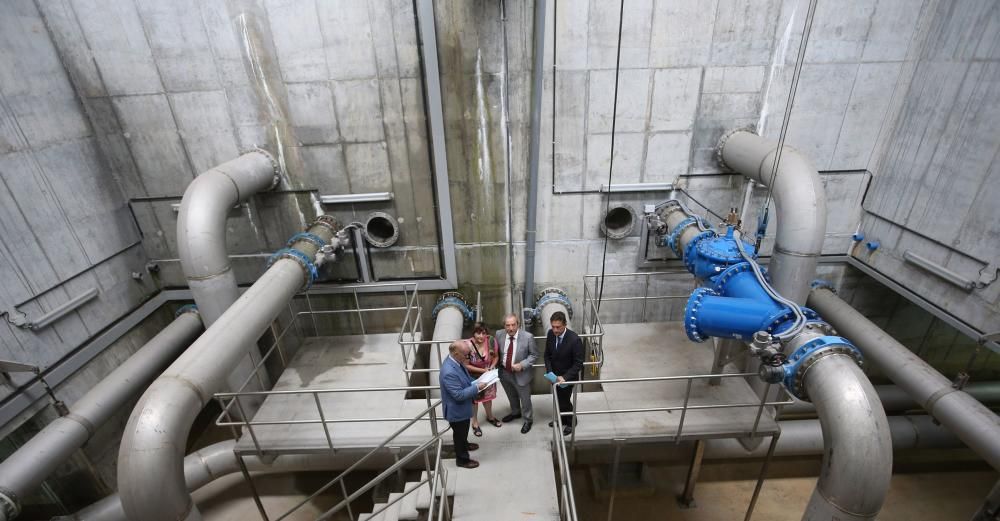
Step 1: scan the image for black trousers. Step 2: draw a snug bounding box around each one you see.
[450,419,471,463]
[555,383,576,427]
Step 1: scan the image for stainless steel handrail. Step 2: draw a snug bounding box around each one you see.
[548,372,792,521]
[583,271,695,323]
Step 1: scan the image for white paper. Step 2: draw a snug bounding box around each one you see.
[474,368,499,387]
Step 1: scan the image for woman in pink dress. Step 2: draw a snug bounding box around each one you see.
[464,322,501,437]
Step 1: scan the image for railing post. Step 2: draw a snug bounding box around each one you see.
[339,479,355,521]
[313,392,335,451]
[306,291,319,335]
[606,439,625,521]
[234,394,263,457]
[745,432,780,521]
[353,288,365,334]
[678,439,705,508]
[238,453,270,521]
[675,378,694,442]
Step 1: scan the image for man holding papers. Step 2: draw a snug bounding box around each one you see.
[440,340,489,468]
[544,311,585,435]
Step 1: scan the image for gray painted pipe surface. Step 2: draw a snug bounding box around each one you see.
[66,440,379,521]
[522,0,546,307]
[429,306,465,399]
[802,355,892,521]
[118,221,334,521]
[705,415,960,458]
[718,130,826,305]
[177,151,278,400]
[781,382,1000,416]
[0,311,203,521]
[809,287,1000,471]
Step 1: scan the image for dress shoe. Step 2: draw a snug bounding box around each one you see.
[456,459,480,469]
[501,413,522,423]
[562,425,573,436]
[520,421,532,434]
[468,443,479,451]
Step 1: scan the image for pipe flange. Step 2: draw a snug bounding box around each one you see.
[267,247,318,291]
[715,127,755,172]
[249,147,282,190]
[362,211,399,248]
[534,287,574,321]
[287,232,328,249]
[682,230,717,274]
[801,320,837,336]
[684,287,718,343]
[711,261,756,294]
[601,204,637,240]
[782,336,863,401]
[432,292,474,322]
[174,304,199,318]
[0,488,20,520]
[309,215,341,237]
[665,216,707,257]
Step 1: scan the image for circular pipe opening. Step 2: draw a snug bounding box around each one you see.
[363,212,399,248]
[601,205,636,240]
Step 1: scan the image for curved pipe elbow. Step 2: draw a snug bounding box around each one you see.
[718,130,826,303]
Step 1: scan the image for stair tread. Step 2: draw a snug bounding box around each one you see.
[398,480,421,520]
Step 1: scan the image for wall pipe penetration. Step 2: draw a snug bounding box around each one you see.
[177,150,280,399]
[646,130,892,520]
[428,292,473,399]
[0,309,204,521]
[117,216,342,521]
[809,286,1000,471]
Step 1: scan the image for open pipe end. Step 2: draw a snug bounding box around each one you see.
[601,204,636,240]
[362,212,399,248]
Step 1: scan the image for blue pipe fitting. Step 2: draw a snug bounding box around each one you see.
[810,279,836,293]
[534,287,574,321]
[267,247,318,291]
[782,335,863,401]
[866,240,880,251]
[682,230,718,276]
[287,232,327,249]
[432,291,474,322]
[683,227,756,281]
[174,304,199,318]
[852,232,865,242]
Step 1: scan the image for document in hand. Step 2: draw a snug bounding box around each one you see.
[475,368,499,387]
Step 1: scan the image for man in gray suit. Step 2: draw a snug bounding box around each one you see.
[496,313,538,433]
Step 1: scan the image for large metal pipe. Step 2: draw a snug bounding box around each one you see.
[808,287,1000,471]
[177,151,279,398]
[428,294,470,399]
[64,440,380,521]
[802,354,892,521]
[717,130,826,305]
[522,0,546,310]
[705,414,962,458]
[0,310,203,521]
[118,219,336,521]
[781,382,1000,416]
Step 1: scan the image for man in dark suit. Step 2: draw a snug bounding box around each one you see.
[544,311,584,435]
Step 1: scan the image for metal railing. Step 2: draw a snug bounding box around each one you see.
[398,282,606,375]
[220,396,452,521]
[583,271,695,323]
[549,373,793,521]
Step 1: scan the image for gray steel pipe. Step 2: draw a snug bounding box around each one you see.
[802,354,892,521]
[178,151,279,326]
[118,220,336,521]
[808,286,1000,471]
[0,310,203,521]
[705,414,961,458]
[781,382,1000,416]
[718,130,826,304]
[65,440,380,521]
[177,151,279,399]
[428,305,466,399]
[522,0,546,309]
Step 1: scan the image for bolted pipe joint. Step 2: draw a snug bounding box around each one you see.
[431,292,474,322]
[533,287,573,325]
[782,334,863,402]
[681,226,756,281]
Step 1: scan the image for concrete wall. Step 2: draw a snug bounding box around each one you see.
[857,0,1000,334]
[0,0,157,404]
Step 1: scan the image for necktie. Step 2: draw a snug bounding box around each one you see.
[556,335,561,352]
[505,336,515,370]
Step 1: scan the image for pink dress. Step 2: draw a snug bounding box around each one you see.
[467,337,497,403]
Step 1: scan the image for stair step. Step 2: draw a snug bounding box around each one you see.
[381,492,403,521]
[414,464,456,511]
[398,481,421,520]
